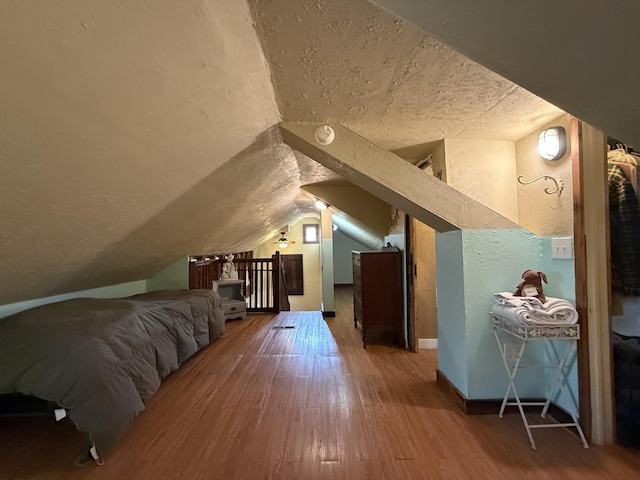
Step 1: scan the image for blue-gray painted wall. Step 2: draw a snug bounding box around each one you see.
[437,229,578,409]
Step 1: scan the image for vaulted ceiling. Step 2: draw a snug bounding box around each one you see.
[1,0,636,305]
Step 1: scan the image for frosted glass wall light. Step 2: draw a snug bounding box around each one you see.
[538,126,567,161]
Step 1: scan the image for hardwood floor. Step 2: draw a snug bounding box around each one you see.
[1,286,639,479]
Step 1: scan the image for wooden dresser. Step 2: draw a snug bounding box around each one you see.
[352,249,404,349]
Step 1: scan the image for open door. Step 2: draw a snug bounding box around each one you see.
[405,214,417,352]
[407,217,439,352]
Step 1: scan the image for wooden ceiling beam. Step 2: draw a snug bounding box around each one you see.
[280,122,520,232]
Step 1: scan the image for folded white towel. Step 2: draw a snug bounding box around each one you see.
[491,293,578,325]
[541,303,579,324]
[491,303,529,324]
[491,303,578,325]
[541,296,576,310]
[493,292,544,308]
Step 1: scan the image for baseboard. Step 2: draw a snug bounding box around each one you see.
[435,369,574,422]
[418,338,438,349]
[436,369,468,413]
[322,311,336,318]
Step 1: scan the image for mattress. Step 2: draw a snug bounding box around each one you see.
[0,289,224,461]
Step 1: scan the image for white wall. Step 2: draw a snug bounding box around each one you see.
[332,229,372,284]
[515,114,573,235]
[0,256,190,319]
[0,280,148,319]
[444,139,518,222]
[253,218,322,311]
[147,257,189,292]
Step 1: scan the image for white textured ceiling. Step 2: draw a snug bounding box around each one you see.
[2,0,627,305]
[372,0,640,149]
[249,0,563,150]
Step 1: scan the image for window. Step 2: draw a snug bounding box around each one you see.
[303,224,319,244]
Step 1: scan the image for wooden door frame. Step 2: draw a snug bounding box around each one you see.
[405,213,418,352]
[572,117,615,444]
[572,118,592,441]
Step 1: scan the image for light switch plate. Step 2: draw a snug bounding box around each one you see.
[551,237,573,259]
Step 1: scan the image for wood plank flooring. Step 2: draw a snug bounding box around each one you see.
[1,286,639,479]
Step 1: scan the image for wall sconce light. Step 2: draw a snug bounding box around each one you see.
[315,200,328,210]
[314,125,335,145]
[538,126,567,161]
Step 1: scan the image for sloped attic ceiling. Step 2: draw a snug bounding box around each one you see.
[249,0,563,149]
[1,0,569,305]
[0,1,296,304]
[372,0,640,149]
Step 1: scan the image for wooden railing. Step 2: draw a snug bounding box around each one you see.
[189,251,290,313]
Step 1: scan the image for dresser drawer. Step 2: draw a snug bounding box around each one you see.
[352,265,361,288]
[221,299,246,315]
[353,296,363,321]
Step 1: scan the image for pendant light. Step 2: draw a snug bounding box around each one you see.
[277,232,289,248]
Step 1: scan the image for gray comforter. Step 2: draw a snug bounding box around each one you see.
[0,289,224,460]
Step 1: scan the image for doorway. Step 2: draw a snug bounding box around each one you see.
[406,216,438,354]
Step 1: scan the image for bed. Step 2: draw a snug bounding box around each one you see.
[0,289,225,463]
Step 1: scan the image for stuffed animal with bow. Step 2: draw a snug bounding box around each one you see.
[513,270,547,303]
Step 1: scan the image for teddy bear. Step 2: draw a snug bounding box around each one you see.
[513,269,547,303]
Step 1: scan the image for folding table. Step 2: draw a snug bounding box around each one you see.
[491,313,589,449]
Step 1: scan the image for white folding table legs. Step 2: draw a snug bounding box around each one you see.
[493,326,588,449]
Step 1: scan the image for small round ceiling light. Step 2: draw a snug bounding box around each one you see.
[538,126,567,161]
[314,125,335,145]
[315,200,328,210]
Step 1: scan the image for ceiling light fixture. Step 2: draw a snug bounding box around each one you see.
[314,125,335,145]
[277,232,289,248]
[415,154,433,170]
[315,200,328,210]
[538,126,567,161]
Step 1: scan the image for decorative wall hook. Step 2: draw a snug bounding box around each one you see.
[517,175,564,195]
